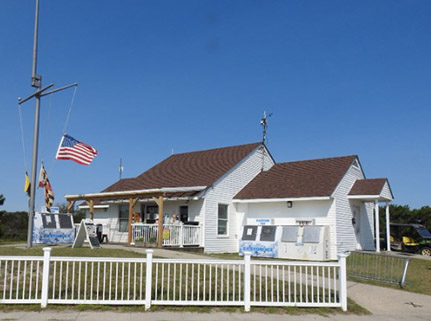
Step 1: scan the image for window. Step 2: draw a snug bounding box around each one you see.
[218,204,228,236]
[119,205,129,232]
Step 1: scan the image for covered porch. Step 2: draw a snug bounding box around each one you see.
[348,178,394,252]
[65,186,204,248]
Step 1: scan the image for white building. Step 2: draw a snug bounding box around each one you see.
[71,142,393,258]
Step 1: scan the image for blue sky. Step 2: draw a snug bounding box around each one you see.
[1,0,430,211]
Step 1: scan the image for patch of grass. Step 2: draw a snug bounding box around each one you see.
[0,299,368,314]
[0,239,26,246]
[347,256,431,296]
[0,246,147,258]
[403,258,431,295]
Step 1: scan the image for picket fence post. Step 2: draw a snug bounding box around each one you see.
[41,247,52,308]
[338,253,348,312]
[243,251,251,312]
[145,249,154,310]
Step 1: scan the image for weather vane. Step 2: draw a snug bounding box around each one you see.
[260,111,272,144]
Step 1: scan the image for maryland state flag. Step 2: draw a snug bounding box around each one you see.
[24,172,31,197]
[38,164,54,212]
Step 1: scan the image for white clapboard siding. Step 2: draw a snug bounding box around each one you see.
[380,181,393,200]
[204,146,274,253]
[333,163,365,254]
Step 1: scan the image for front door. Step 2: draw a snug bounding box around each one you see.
[179,206,188,223]
[353,206,361,250]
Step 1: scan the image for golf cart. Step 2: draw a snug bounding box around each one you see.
[390,223,431,256]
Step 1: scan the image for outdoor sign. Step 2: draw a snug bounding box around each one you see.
[239,240,278,258]
[162,228,170,240]
[32,212,75,244]
[247,218,273,225]
[72,219,101,249]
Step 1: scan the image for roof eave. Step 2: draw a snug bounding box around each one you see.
[65,186,207,201]
[233,196,333,203]
[347,195,393,202]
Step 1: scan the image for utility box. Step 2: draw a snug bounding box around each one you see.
[33,212,75,244]
[278,225,330,261]
[239,225,280,258]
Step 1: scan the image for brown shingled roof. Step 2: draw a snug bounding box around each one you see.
[348,178,388,196]
[102,142,262,192]
[234,155,357,199]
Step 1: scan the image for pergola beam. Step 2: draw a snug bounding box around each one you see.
[127,197,140,245]
[153,196,164,248]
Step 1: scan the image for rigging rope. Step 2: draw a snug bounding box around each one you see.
[63,85,78,134]
[48,85,78,174]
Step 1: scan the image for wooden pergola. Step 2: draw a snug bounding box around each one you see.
[65,190,165,247]
[64,186,206,247]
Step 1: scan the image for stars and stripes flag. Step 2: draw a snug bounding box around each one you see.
[38,164,54,212]
[56,134,98,165]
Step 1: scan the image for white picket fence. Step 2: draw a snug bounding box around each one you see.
[132,223,201,247]
[0,248,347,311]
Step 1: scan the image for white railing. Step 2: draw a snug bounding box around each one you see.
[132,223,201,247]
[0,248,348,311]
[0,256,44,304]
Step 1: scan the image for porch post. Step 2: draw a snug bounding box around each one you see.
[128,197,133,245]
[89,199,94,220]
[375,200,380,252]
[386,202,391,252]
[158,196,164,248]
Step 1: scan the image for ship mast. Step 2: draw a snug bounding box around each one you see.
[19,0,77,247]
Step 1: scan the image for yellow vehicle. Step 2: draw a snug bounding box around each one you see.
[390,223,431,256]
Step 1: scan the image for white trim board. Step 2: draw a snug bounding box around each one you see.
[233,196,332,203]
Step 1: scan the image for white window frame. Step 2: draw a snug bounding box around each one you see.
[217,203,229,237]
[118,204,129,233]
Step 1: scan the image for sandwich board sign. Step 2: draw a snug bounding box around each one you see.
[72,219,101,249]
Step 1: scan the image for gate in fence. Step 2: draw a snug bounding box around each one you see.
[0,248,347,311]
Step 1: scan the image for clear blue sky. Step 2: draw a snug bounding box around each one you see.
[1,0,430,212]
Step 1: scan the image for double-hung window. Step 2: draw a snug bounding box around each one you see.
[218,204,228,236]
[119,204,129,232]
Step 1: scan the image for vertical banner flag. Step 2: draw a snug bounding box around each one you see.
[24,172,31,197]
[56,134,98,165]
[38,164,54,212]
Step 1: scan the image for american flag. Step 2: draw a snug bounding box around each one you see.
[56,134,98,165]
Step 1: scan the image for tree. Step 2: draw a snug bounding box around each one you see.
[54,202,86,223]
[380,204,431,231]
[0,194,5,206]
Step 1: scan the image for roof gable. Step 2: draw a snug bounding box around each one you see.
[349,178,393,200]
[234,155,357,199]
[103,142,262,192]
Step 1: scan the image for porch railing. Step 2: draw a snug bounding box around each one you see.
[132,223,201,247]
[0,248,348,311]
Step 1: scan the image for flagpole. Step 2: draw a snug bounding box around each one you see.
[22,0,78,247]
[27,0,41,248]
